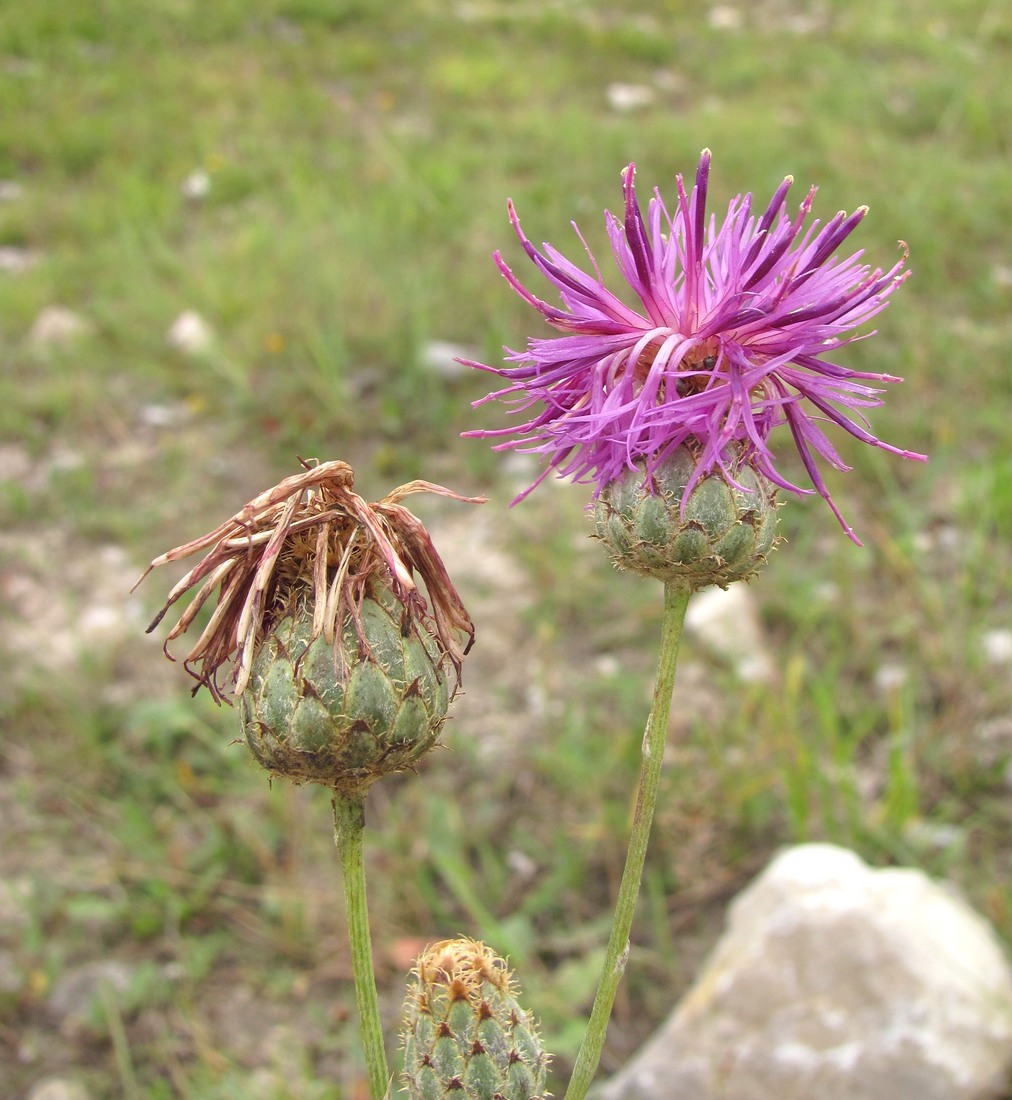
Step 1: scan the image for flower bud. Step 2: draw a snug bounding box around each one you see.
[240,581,450,794]
[402,938,550,1100]
[593,444,778,589]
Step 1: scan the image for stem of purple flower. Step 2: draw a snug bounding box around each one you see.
[333,792,391,1100]
[564,582,692,1100]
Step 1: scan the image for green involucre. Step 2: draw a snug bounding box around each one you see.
[593,445,779,589]
[402,940,549,1100]
[240,584,450,792]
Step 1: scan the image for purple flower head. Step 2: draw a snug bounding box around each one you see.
[464,151,926,545]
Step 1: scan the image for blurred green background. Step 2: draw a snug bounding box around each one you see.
[1,1,1010,1097]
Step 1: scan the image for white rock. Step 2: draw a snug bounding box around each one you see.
[25,1079,93,1100]
[420,339,477,379]
[982,629,1012,665]
[873,660,908,695]
[0,244,39,272]
[181,168,211,200]
[599,844,1012,1100]
[167,309,214,354]
[0,442,31,483]
[708,5,743,30]
[606,83,656,112]
[685,584,774,683]
[139,400,191,428]
[29,306,91,346]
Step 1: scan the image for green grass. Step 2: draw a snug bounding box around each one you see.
[2,0,1011,1096]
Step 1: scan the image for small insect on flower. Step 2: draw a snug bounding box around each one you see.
[136,459,484,793]
[465,150,926,546]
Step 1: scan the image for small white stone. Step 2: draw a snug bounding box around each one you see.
[782,12,822,35]
[0,442,31,484]
[0,244,39,272]
[652,69,689,94]
[29,306,91,346]
[167,309,214,354]
[935,523,961,552]
[606,83,656,112]
[991,264,1012,289]
[708,5,743,30]
[48,446,85,474]
[593,653,621,678]
[0,179,23,201]
[873,661,908,694]
[982,629,1012,665]
[420,339,477,379]
[812,580,840,604]
[181,168,211,200]
[685,585,774,683]
[500,451,541,493]
[79,604,129,644]
[976,716,1012,770]
[25,1079,93,1100]
[507,848,538,881]
[140,401,190,428]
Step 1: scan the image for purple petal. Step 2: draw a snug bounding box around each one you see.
[467,153,924,542]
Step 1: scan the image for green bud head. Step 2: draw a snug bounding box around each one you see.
[402,938,550,1100]
[593,444,779,590]
[240,582,450,793]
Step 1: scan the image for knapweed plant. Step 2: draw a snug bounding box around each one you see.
[142,153,924,1100]
[465,149,924,1100]
[138,459,483,1099]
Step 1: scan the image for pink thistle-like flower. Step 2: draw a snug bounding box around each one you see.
[465,150,926,544]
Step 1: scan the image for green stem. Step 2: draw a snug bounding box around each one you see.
[333,791,390,1100]
[564,582,691,1100]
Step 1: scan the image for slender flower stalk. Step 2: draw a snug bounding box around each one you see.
[334,792,390,1100]
[564,583,690,1100]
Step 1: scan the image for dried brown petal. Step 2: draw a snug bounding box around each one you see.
[136,459,483,702]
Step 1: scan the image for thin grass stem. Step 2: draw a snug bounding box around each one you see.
[99,978,141,1100]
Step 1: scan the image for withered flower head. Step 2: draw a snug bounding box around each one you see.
[137,459,483,792]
